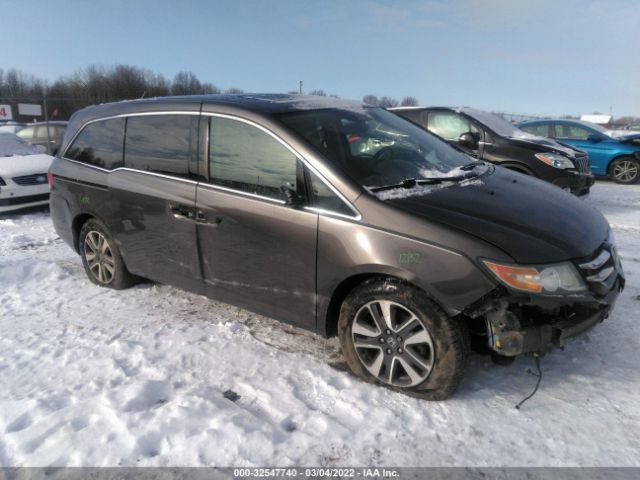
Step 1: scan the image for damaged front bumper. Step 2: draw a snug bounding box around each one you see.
[467,245,625,357]
[484,294,618,357]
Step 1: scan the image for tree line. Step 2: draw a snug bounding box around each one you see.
[0,65,421,120]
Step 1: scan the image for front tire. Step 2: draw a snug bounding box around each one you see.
[79,218,137,290]
[610,156,640,184]
[338,279,468,400]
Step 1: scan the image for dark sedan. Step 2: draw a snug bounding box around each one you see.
[390,107,594,196]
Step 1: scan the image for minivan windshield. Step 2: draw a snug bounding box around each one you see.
[278,107,474,189]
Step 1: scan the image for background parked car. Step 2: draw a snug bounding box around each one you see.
[16,121,68,155]
[0,122,25,134]
[390,106,594,196]
[519,119,640,184]
[0,132,54,213]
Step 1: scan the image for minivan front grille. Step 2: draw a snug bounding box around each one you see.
[12,173,49,186]
[574,156,591,174]
[577,244,619,296]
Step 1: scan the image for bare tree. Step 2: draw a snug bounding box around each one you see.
[401,96,419,107]
[378,96,399,108]
[171,71,202,96]
[224,87,244,94]
[201,83,220,94]
[308,89,326,96]
[362,94,379,106]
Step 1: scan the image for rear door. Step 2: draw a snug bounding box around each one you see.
[195,114,318,328]
[553,123,610,175]
[110,113,201,285]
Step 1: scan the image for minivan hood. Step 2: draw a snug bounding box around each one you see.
[386,167,608,264]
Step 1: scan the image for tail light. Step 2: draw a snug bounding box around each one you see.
[47,171,54,184]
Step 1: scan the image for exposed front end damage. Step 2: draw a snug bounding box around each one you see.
[465,242,626,357]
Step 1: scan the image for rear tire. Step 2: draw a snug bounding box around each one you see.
[79,218,137,290]
[338,279,468,400]
[610,156,640,184]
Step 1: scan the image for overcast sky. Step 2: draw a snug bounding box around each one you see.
[3,0,639,116]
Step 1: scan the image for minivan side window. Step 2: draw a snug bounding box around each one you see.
[124,115,197,178]
[65,118,125,170]
[209,117,298,201]
[306,168,354,217]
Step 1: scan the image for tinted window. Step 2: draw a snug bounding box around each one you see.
[555,124,590,140]
[396,110,425,126]
[461,109,521,137]
[307,168,354,217]
[65,118,125,170]
[209,117,298,201]
[427,112,479,140]
[125,115,197,177]
[521,123,551,137]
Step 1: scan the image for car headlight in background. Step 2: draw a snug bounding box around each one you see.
[483,260,587,294]
[534,152,575,169]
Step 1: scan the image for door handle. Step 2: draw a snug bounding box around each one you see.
[196,210,223,225]
[169,204,195,220]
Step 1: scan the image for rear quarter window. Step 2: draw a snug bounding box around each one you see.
[65,118,125,170]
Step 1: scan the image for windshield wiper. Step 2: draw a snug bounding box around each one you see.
[459,161,484,170]
[370,162,488,193]
[370,173,474,193]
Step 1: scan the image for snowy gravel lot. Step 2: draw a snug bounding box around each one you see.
[0,181,638,467]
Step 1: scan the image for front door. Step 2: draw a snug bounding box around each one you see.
[195,115,318,328]
[426,110,483,158]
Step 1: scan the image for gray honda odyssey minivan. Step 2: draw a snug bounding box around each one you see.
[49,94,624,399]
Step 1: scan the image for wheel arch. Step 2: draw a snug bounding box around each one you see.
[321,272,448,338]
[607,153,638,174]
[71,212,103,253]
[607,154,640,184]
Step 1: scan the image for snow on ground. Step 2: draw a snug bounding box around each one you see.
[0,181,639,467]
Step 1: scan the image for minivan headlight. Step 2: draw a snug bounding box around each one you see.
[483,260,587,294]
[534,152,574,169]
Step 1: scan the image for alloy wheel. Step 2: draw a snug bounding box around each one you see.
[83,231,116,284]
[613,160,639,183]
[351,300,435,387]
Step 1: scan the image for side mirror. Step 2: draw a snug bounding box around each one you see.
[280,182,303,207]
[458,132,476,148]
[587,133,603,143]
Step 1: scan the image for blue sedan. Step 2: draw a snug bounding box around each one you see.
[519,119,640,184]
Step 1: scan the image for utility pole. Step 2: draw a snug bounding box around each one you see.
[43,85,52,155]
[299,80,303,94]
